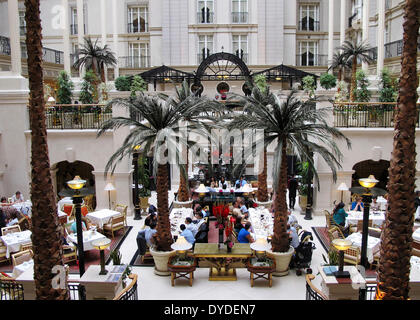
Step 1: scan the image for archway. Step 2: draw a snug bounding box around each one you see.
[351,159,390,192]
[53,160,96,209]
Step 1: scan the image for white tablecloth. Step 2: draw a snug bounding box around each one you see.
[0,230,32,258]
[67,230,107,251]
[346,210,386,228]
[12,259,34,278]
[169,208,194,235]
[345,232,381,263]
[376,196,388,211]
[413,228,420,243]
[86,209,121,228]
[57,197,84,210]
[12,201,32,217]
[248,207,273,239]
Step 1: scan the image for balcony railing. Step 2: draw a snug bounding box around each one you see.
[127,22,149,33]
[295,54,328,67]
[44,104,112,130]
[333,102,420,128]
[119,56,150,69]
[231,12,248,23]
[298,20,320,31]
[197,12,214,23]
[0,36,11,56]
[368,37,420,61]
[20,26,27,36]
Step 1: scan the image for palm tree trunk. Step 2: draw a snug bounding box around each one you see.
[338,68,343,82]
[154,164,174,251]
[178,152,190,202]
[376,0,419,300]
[257,148,268,202]
[24,0,68,300]
[271,140,290,252]
[350,57,357,102]
[100,62,106,83]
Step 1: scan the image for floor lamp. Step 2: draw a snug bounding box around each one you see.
[104,182,115,209]
[337,182,349,202]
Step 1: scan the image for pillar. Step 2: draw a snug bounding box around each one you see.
[76,0,85,77]
[328,0,334,74]
[376,0,385,77]
[112,0,119,79]
[8,0,22,75]
[100,0,107,82]
[340,0,346,48]
[362,0,370,71]
[62,0,71,75]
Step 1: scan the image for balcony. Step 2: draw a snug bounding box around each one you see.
[231,12,248,23]
[298,20,320,32]
[295,54,328,67]
[119,56,150,69]
[70,24,87,35]
[368,37,420,61]
[333,102,420,128]
[197,11,214,24]
[127,22,149,33]
[19,26,27,36]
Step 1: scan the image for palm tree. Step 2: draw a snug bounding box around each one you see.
[73,37,117,83]
[328,51,351,82]
[376,0,419,300]
[24,0,68,299]
[228,90,351,252]
[98,92,220,251]
[338,40,373,101]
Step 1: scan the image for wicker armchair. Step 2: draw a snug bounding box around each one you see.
[327,226,345,242]
[62,244,78,265]
[18,215,31,231]
[324,210,334,229]
[357,219,373,232]
[11,249,33,267]
[0,239,9,264]
[343,246,360,266]
[103,214,125,238]
[19,241,32,252]
[114,204,128,226]
[1,225,21,236]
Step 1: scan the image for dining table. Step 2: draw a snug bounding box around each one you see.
[0,230,32,258]
[345,232,381,263]
[12,201,32,217]
[57,197,84,210]
[12,259,34,278]
[345,210,386,228]
[169,208,194,236]
[248,207,273,240]
[67,229,107,251]
[86,209,121,229]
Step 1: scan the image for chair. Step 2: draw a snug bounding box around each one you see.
[327,226,345,243]
[18,215,31,231]
[324,210,333,229]
[368,227,382,238]
[83,195,94,212]
[103,214,125,238]
[80,205,89,217]
[0,239,9,264]
[62,244,78,265]
[357,219,373,232]
[114,204,128,226]
[1,225,21,236]
[343,246,360,266]
[19,241,32,252]
[11,249,33,267]
[62,204,75,217]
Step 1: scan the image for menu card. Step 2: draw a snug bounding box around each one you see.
[105,264,127,282]
[323,266,338,276]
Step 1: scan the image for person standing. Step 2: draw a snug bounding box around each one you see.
[288,176,298,210]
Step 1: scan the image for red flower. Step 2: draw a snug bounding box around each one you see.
[218,223,224,229]
[253,203,258,208]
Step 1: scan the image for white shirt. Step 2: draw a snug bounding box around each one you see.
[11,194,24,203]
[186,223,198,237]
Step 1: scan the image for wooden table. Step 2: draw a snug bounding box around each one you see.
[193,243,252,281]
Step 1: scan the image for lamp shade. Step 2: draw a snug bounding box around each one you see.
[104,182,116,191]
[195,184,208,193]
[67,176,86,190]
[359,175,379,189]
[92,238,111,251]
[47,96,55,103]
[337,182,349,191]
[332,238,352,251]
[170,236,192,251]
[241,184,253,193]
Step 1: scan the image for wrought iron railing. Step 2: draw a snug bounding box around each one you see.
[368,37,420,61]
[365,282,377,300]
[20,26,27,36]
[0,36,11,56]
[197,11,214,23]
[305,275,327,300]
[119,56,150,68]
[0,279,24,300]
[44,104,112,130]
[298,20,320,31]
[197,53,211,64]
[67,282,86,300]
[113,274,138,300]
[295,54,328,67]
[232,12,248,23]
[127,22,149,33]
[333,102,420,128]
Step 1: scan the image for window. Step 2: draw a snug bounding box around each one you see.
[128,43,150,68]
[70,8,78,35]
[19,10,26,36]
[198,0,214,23]
[232,0,248,23]
[128,7,148,33]
[299,5,319,31]
[232,35,248,63]
[198,35,213,63]
[71,43,79,64]
[299,41,319,66]
[352,0,362,20]
[385,21,391,44]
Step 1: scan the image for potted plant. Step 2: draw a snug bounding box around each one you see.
[297,161,309,212]
[110,249,132,288]
[320,73,337,91]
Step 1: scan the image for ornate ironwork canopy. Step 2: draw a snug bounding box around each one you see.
[138,65,195,83]
[252,64,318,82]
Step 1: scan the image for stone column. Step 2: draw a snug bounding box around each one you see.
[362,0,370,71]
[376,0,385,77]
[100,0,107,82]
[76,0,85,77]
[8,0,22,75]
[340,0,346,48]
[328,0,334,74]
[62,0,71,75]
[112,0,119,79]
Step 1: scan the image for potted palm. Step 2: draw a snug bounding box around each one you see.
[229,90,351,276]
[297,161,309,212]
[98,89,222,276]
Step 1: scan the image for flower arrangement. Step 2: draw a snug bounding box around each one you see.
[224,215,235,252]
[213,205,230,229]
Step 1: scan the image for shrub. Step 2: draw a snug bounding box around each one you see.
[302,75,316,98]
[79,70,98,104]
[354,70,371,102]
[320,73,337,90]
[253,74,268,94]
[130,75,147,97]
[56,70,74,104]
[114,75,131,91]
[379,68,398,102]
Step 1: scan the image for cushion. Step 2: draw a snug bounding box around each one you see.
[63,205,73,216]
[332,231,339,239]
[81,206,88,216]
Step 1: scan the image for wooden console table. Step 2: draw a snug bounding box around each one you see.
[193,243,252,281]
